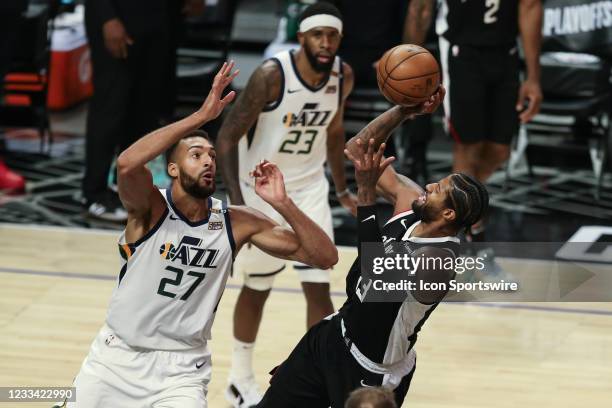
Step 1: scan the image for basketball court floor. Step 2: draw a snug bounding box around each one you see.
[1,222,611,408]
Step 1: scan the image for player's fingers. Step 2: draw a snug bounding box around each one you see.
[438,85,446,102]
[365,139,375,168]
[379,156,396,173]
[520,98,538,123]
[344,149,361,169]
[221,90,236,105]
[218,61,227,78]
[373,143,386,167]
[225,60,235,76]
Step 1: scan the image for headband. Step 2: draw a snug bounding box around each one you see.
[299,14,343,34]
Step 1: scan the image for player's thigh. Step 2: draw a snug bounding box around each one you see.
[443,42,487,143]
[67,337,137,407]
[153,385,207,408]
[487,54,520,145]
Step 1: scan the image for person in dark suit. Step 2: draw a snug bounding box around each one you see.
[82,0,170,221]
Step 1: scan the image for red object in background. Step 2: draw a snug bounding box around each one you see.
[0,159,25,193]
[47,41,93,110]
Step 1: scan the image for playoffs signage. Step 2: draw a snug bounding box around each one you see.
[543,0,612,56]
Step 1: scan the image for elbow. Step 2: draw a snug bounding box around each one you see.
[318,246,339,270]
[116,154,132,177]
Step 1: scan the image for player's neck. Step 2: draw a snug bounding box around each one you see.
[295,49,328,88]
[170,184,210,222]
[412,221,456,239]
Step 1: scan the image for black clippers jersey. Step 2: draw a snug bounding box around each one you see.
[337,210,460,365]
[437,0,519,47]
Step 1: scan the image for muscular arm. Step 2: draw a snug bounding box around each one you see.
[230,200,338,270]
[345,106,422,213]
[216,61,281,205]
[117,62,237,242]
[326,63,355,211]
[405,0,435,45]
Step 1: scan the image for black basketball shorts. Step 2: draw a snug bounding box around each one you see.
[255,317,415,408]
[439,37,520,145]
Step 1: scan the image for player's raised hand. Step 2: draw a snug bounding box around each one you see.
[400,85,446,118]
[197,61,240,121]
[344,139,395,191]
[252,160,288,204]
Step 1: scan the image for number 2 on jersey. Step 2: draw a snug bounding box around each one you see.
[279,130,318,154]
[157,266,206,300]
[484,0,500,24]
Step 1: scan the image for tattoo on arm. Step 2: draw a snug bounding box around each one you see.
[217,62,280,203]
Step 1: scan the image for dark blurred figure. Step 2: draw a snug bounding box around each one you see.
[0,0,28,193]
[82,0,169,221]
[337,0,433,185]
[408,0,542,239]
[161,0,205,123]
[345,387,398,408]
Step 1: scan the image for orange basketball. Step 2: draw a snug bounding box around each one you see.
[376,44,440,106]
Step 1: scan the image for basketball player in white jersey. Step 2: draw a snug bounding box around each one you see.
[216,3,356,406]
[62,62,338,408]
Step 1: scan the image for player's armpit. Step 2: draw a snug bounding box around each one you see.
[376,165,423,214]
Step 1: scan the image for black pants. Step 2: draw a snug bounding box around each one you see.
[82,18,167,202]
[256,317,415,408]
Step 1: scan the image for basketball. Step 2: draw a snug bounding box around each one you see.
[376,44,440,106]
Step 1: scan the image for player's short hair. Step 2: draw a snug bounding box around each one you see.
[446,173,490,232]
[298,1,343,24]
[165,130,212,165]
[345,387,397,408]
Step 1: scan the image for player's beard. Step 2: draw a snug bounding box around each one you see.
[179,168,216,199]
[304,43,335,73]
[412,200,436,223]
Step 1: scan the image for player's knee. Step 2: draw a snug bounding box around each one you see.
[486,143,511,165]
[297,267,330,285]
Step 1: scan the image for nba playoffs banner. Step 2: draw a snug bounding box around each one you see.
[543,0,612,57]
[359,242,612,302]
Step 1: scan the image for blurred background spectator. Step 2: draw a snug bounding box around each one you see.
[81,0,169,221]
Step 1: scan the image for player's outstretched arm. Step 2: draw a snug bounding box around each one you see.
[344,88,443,214]
[116,62,237,238]
[216,60,281,206]
[229,162,338,270]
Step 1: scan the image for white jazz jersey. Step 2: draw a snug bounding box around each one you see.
[105,189,235,351]
[238,49,343,190]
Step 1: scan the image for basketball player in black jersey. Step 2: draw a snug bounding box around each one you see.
[255,89,490,407]
[408,0,542,240]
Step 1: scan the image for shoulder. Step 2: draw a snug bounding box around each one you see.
[256,59,284,103]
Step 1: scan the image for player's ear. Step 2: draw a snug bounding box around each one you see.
[167,162,178,179]
[297,31,304,46]
[442,208,456,223]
